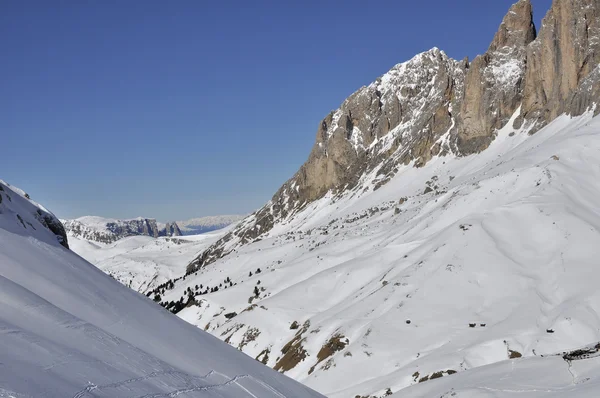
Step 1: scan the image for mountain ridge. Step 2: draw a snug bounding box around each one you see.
[188,0,600,272]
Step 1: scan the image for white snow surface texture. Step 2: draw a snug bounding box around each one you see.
[0,182,324,397]
[67,232,225,294]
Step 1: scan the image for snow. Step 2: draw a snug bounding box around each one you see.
[394,355,600,397]
[0,181,324,398]
[490,58,523,86]
[66,215,145,232]
[68,231,225,293]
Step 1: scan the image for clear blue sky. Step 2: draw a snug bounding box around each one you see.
[1,0,552,221]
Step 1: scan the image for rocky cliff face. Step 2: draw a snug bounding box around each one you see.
[521,0,600,130]
[0,180,69,249]
[64,217,183,244]
[163,222,182,237]
[458,0,536,153]
[189,0,600,271]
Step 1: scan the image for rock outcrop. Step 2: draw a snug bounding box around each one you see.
[0,180,69,249]
[163,222,182,237]
[458,0,536,153]
[521,0,600,130]
[189,0,600,271]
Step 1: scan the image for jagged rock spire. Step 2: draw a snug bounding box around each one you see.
[521,0,600,127]
[457,0,536,154]
[488,0,536,53]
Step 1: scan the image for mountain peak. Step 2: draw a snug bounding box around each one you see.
[488,0,536,53]
[189,0,600,272]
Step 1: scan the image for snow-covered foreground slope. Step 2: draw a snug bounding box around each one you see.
[0,182,324,397]
[395,352,600,397]
[68,231,225,293]
[155,111,600,397]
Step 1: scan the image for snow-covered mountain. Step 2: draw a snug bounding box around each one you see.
[155,111,600,397]
[0,180,324,397]
[177,215,244,235]
[39,0,600,396]
[62,216,182,244]
[129,1,600,397]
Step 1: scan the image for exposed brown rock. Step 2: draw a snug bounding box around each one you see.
[521,0,600,130]
[308,333,349,375]
[458,0,536,154]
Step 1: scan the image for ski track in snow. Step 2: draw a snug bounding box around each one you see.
[71,370,288,398]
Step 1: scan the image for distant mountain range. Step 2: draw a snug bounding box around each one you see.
[61,215,243,244]
[176,215,245,235]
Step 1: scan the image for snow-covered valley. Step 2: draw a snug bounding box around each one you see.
[68,231,226,294]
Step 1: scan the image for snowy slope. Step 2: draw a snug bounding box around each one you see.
[395,353,600,397]
[152,110,600,397]
[0,181,324,398]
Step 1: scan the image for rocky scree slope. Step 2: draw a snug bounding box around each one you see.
[189,0,600,271]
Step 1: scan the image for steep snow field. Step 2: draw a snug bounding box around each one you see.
[0,181,324,397]
[68,231,225,293]
[396,353,600,397]
[153,111,600,397]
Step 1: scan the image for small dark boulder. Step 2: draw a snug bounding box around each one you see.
[224,312,237,319]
